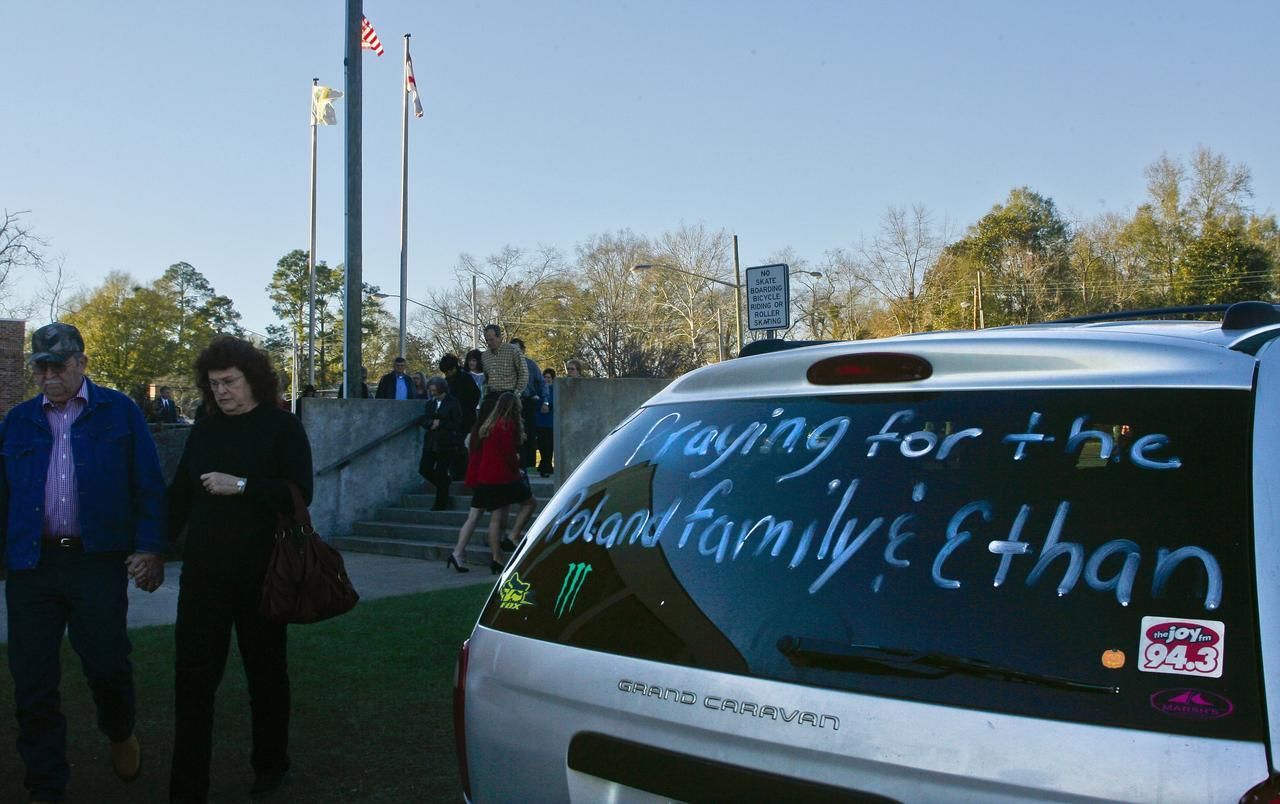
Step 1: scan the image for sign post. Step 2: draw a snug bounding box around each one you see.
[745,263,791,339]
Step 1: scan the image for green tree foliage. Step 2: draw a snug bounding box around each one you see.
[64,272,177,392]
[266,249,343,386]
[940,187,1075,327]
[154,261,244,373]
[63,264,243,394]
[1175,222,1273,305]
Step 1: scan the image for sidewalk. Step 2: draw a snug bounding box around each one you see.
[0,552,497,644]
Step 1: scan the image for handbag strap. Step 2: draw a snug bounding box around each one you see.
[275,482,313,533]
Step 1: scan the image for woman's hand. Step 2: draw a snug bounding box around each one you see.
[200,472,244,495]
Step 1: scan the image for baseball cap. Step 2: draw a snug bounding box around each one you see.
[29,322,85,365]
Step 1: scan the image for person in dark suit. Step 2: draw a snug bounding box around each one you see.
[156,386,180,423]
[375,357,415,399]
[419,377,463,510]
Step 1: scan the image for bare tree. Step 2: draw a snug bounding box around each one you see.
[41,254,76,324]
[855,204,945,334]
[0,209,48,316]
[644,223,732,365]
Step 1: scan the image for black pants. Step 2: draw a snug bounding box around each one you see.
[536,425,554,475]
[519,397,538,467]
[6,547,134,801]
[170,571,290,798]
[419,449,452,507]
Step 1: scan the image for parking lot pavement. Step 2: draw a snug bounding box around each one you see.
[0,552,496,644]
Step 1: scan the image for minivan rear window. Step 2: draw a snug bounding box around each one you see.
[481,388,1262,739]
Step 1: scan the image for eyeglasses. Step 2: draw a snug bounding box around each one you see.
[208,374,245,391]
[32,359,80,376]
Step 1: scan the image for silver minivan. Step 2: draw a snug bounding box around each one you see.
[455,302,1280,803]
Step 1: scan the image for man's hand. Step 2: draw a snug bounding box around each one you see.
[540,403,550,413]
[125,552,165,593]
[200,472,243,495]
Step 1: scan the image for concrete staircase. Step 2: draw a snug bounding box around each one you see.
[331,476,558,568]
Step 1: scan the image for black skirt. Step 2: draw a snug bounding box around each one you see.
[471,480,531,512]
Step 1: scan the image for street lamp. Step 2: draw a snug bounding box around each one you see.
[371,292,476,336]
[633,263,744,355]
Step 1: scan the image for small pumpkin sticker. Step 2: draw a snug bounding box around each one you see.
[1102,649,1126,669]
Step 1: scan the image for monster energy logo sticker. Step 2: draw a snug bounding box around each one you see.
[555,563,593,618]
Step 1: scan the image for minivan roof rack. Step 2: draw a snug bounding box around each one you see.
[1052,301,1280,329]
[1052,304,1232,324]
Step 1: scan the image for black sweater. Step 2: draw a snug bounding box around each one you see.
[168,402,314,582]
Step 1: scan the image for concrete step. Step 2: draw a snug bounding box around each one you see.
[351,521,463,541]
[330,536,509,569]
[400,488,556,509]
[339,475,556,561]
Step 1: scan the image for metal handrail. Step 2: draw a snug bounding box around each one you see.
[315,414,423,476]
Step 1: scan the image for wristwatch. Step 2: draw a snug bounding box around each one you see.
[235,477,247,494]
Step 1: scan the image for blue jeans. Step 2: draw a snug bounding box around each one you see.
[6,546,134,802]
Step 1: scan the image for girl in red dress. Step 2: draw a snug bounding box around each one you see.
[447,393,536,573]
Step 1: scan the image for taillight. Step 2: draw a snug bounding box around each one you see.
[453,639,472,800]
[807,352,933,385]
[1241,774,1280,803]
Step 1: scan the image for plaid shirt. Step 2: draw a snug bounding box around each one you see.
[481,342,529,395]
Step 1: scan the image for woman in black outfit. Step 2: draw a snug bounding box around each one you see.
[167,336,314,802]
[419,375,463,510]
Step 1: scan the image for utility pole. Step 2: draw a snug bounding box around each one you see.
[732,234,743,353]
[343,0,364,399]
[976,268,985,329]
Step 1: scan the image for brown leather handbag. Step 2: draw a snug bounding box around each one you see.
[260,483,359,624]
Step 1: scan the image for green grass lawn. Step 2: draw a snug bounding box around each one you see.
[0,584,492,803]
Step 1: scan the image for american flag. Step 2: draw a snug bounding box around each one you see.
[405,51,424,118]
[361,17,384,56]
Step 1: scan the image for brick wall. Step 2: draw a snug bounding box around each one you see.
[0,319,26,418]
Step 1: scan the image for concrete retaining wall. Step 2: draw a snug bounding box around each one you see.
[553,377,672,481]
[304,398,426,538]
[141,381,674,541]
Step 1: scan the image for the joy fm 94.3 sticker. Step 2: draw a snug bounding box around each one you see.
[1138,616,1223,679]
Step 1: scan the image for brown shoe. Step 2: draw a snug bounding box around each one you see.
[111,734,141,782]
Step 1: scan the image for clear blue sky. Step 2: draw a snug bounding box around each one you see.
[4,1,1277,334]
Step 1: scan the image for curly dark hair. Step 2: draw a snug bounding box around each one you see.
[194,336,280,413]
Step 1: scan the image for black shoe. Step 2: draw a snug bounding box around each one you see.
[430,500,450,511]
[250,768,290,797]
[500,537,517,552]
[490,559,505,575]
[447,554,470,573]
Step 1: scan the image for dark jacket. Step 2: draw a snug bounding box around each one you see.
[156,396,180,423]
[445,370,480,433]
[0,378,168,570]
[375,372,417,399]
[421,394,463,453]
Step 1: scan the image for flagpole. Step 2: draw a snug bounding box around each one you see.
[308,77,319,387]
[397,33,410,359]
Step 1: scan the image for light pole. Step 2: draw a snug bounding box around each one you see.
[789,270,823,337]
[633,263,743,356]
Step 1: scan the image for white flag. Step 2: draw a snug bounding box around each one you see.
[405,51,424,119]
[311,85,343,126]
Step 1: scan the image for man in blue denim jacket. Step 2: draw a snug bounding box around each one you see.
[0,322,167,803]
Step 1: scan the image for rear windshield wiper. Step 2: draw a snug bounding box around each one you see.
[777,636,1118,695]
